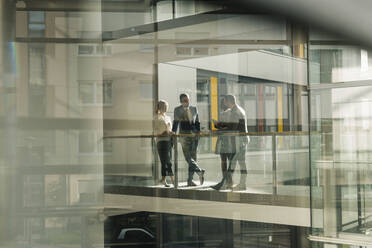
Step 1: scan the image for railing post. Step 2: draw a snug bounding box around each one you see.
[272,133,277,195]
[173,136,178,189]
[152,137,159,185]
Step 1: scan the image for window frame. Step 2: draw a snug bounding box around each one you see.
[28,11,46,37]
[78,80,113,107]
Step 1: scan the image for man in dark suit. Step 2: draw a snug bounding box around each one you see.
[172,93,205,186]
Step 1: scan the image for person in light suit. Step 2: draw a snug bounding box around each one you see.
[172,93,205,187]
[224,94,249,190]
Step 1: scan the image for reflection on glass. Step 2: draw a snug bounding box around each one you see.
[309,31,372,245]
[104,211,304,248]
[0,1,333,247]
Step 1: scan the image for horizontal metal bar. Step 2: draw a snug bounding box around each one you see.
[16,0,152,12]
[308,235,372,246]
[15,37,292,45]
[16,37,102,44]
[309,79,372,90]
[316,160,372,164]
[107,38,291,45]
[103,131,310,139]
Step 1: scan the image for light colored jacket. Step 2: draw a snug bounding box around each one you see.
[227,104,250,149]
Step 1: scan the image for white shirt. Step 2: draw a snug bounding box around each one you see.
[154,113,172,141]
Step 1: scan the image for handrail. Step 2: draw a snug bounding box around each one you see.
[317,160,372,164]
[341,214,372,228]
[102,130,310,194]
[102,131,309,139]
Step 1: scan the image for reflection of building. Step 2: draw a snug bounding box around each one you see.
[1,1,372,248]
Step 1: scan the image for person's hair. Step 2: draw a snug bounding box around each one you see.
[179,93,190,102]
[224,94,236,105]
[156,100,168,114]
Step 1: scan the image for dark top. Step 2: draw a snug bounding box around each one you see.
[172,105,200,134]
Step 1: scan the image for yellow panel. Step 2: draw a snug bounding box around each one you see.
[277,87,283,132]
[299,43,305,58]
[210,77,218,151]
[277,86,283,148]
[210,77,218,130]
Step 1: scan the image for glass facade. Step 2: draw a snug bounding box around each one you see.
[309,30,372,247]
[0,0,371,247]
[1,1,105,247]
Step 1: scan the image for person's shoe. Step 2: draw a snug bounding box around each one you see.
[198,170,205,185]
[212,182,229,190]
[160,180,170,187]
[211,182,223,190]
[187,181,197,187]
[226,181,234,190]
[233,183,246,191]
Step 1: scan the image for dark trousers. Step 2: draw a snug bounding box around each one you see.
[180,136,202,183]
[220,153,235,174]
[157,140,174,177]
[219,153,235,184]
[227,146,247,184]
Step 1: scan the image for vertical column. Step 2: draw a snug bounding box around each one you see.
[0,0,16,243]
[257,84,264,132]
[320,89,338,238]
[152,17,159,184]
[272,133,277,195]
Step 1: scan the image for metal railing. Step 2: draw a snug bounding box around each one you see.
[103,131,309,194]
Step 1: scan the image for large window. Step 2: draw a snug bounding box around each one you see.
[78,44,112,56]
[28,11,45,37]
[78,80,113,106]
[28,43,46,116]
[29,44,46,86]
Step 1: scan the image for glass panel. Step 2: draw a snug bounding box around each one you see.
[309,30,372,244]
[175,0,195,18]
[29,11,45,23]
[156,0,173,22]
[28,11,45,37]
[2,4,104,247]
[276,135,309,197]
[103,11,309,214]
[105,136,155,187]
[2,2,318,247]
[105,212,302,248]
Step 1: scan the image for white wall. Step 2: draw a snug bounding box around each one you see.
[158,63,197,114]
[170,50,308,86]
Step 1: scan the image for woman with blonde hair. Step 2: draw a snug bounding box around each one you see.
[154,100,175,187]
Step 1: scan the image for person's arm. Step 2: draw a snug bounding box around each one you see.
[237,118,246,133]
[240,111,248,133]
[172,108,179,133]
[194,107,200,132]
[213,119,227,129]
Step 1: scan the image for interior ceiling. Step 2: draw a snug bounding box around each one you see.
[17,0,153,12]
[233,0,372,49]
[16,0,372,48]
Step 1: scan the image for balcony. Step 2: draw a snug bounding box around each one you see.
[103,131,311,227]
